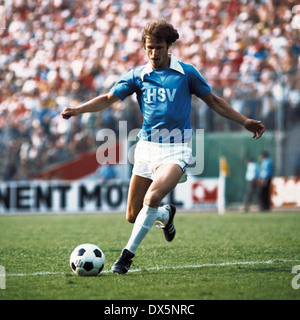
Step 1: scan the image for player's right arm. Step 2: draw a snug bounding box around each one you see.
[61,92,120,119]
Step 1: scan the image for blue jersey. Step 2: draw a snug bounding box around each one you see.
[259,157,274,179]
[110,54,211,143]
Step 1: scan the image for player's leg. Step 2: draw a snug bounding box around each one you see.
[145,163,183,241]
[111,173,152,274]
[125,163,183,250]
[126,174,152,223]
[111,164,183,274]
[144,163,184,207]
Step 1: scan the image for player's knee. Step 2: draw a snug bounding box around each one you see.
[126,209,137,224]
[126,215,135,224]
[144,191,161,207]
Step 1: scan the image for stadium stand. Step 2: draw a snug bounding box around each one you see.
[0,0,299,180]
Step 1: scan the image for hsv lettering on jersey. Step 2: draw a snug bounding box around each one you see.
[144,88,177,103]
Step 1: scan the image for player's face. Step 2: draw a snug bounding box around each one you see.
[144,37,170,69]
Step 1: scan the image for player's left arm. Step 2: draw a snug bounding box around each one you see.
[201,92,265,139]
[61,92,120,120]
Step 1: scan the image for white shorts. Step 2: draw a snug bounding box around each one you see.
[132,140,192,183]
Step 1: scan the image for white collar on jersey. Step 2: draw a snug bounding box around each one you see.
[140,54,185,81]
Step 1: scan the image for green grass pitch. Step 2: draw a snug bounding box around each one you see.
[0,211,300,300]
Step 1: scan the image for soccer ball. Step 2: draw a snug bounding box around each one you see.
[70,243,105,276]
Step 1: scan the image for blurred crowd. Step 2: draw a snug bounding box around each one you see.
[1,0,300,180]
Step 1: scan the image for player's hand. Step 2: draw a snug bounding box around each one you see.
[244,119,265,139]
[61,107,80,120]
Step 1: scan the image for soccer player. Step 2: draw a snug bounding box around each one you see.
[61,20,265,274]
[258,151,274,211]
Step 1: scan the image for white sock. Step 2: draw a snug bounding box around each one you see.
[124,203,158,254]
[156,206,170,226]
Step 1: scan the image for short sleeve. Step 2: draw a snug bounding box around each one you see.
[110,70,136,101]
[188,65,212,98]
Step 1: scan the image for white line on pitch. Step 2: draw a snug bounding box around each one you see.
[128,259,300,273]
[6,259,300,277]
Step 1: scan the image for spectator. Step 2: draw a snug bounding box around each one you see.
[258,151,274,211]
[0,0,299,180]
[243,156,259,212]
[95,164,117,183]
